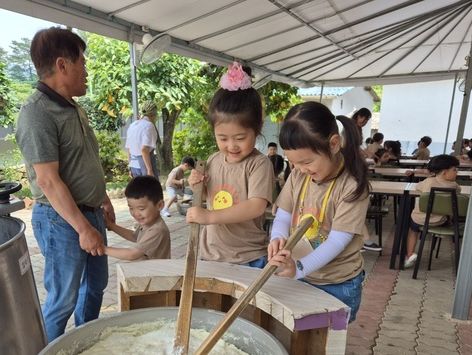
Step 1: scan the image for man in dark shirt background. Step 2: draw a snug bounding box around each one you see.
[267,142,284,195]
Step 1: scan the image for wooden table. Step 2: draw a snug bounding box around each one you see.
[398,159,429,167]
[372,168,472,180]
[369,181,411,269]
[117,260,349,355]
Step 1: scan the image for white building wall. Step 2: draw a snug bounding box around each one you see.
[380,79,472,156]
[331,88,374,118]
[256,117,282,155]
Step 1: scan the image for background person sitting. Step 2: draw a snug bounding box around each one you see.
[404,155,460,268]
[413,136,432,160]
[373,148,390,166]
[384,140,402,160]
[365,132,384,158]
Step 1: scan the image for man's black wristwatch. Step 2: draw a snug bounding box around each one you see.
[296,260,304,272]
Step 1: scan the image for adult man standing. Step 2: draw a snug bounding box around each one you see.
[125,100,160,179]
[267,142,285,195]
[15,27,114,342]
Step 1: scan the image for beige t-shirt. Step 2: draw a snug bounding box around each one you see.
[166,166,184,188]
[411,176,460,225]
[414,147,430,160]
[366,142,382,157]
[276,168,369,284]
[133,217,171,259]
[199,150,274,264]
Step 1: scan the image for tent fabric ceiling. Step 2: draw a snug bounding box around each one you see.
[2,0,472,86]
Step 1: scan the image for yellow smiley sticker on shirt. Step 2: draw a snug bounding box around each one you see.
[300,213,320,239]
[213,190,233,210]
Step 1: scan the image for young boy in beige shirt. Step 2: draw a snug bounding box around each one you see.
[105,176,170,260]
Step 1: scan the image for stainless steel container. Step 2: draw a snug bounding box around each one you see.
[0,216,47,355]
[40,307,288,355]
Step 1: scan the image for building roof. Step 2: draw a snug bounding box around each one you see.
[299,86,353,97]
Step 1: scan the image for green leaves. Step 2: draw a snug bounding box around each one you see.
[0,61,15,127]
[258,81,302,123]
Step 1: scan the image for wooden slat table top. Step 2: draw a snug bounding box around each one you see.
[369,180,410,195]
[408,184,471,196]
[373,168,410,177]
[117,259,348,331]
[372,168,472,179]
[398,159,429,166]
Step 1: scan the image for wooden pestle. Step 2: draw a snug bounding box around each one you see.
[174,160,206,354]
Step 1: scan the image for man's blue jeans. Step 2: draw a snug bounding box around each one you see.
[32,203,108,343]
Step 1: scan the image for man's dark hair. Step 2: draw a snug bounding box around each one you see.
[125,176,163,204]
[30,27,86,79]
[268,142,277,148]
[181,156,195,168]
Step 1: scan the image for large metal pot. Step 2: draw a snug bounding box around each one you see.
[0,216,47,355]
[39,307,288,355]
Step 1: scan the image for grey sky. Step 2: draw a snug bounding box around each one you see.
[0,9,57,52]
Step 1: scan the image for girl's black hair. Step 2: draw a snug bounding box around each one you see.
[352,107,372,121]
[351,108,371,142]
[372,132,384,143]
[427,154,459,174]
[279,101,369,201]
[384,140,401,159]
[125,176,163,204]
[208,67,263,136]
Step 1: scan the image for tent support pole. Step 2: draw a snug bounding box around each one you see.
[320,82,324,103]
[452,40,472,320]
[443,73,457,154]
[129,42,139,121]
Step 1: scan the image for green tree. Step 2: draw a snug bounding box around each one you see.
[8,38,36,81]
[372,85,383,112]
[173,107,217,163]
[259,81,302,123]
[0,61,15,127]
[83,32,301,170]
[0,47,7,62]
[85,33,130,130]
[138,54,207,171]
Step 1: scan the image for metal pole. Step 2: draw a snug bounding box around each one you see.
[453,48,472,156]
[452,187,472,319]
[452,42,472,319]
[129,42,139,121]
[443,73,457,154]
[320,82,324,103]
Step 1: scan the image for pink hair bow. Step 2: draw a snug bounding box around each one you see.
[219,62,252,91]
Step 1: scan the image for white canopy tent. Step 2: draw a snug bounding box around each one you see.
[1,0,472,320]
[1,0,471,86]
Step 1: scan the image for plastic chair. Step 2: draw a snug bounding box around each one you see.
[412,187,469,279]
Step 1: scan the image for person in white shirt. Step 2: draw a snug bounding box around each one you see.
[125,101,160,179]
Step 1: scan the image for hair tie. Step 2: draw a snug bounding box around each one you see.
[219,61,252,91]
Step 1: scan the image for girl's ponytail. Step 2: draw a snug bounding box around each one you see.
[336,115,370,201]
